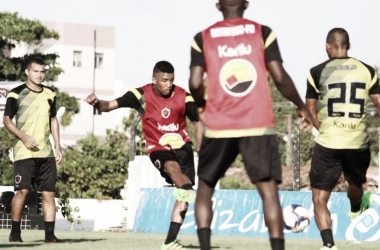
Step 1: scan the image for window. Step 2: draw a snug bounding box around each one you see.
[95,53,104,69]
[73,51,82,67]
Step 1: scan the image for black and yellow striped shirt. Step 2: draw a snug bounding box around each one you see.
[306,57,380,149]
[4,84,57,161]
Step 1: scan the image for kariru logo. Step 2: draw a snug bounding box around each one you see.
[219,58,257,97]
[345,194,380,241]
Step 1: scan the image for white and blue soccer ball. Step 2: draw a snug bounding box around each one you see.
[283,204,310,232]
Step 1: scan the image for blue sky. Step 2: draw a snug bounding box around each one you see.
[2,0,380,97]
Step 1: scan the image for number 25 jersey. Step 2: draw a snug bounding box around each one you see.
[306,57,380,149]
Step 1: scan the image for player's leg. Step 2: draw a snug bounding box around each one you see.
[343,147,372,219]
[150,149,195,203]
[309,143,342,249]
[163,160,193,189]
[36,158,60,243]
[10,159,35,242]
[240,135,283,250]
[311,188,336,249]
[255,180,284,250]
[161,143,197,249]
[196,137,238,250]
[150,149,193,249]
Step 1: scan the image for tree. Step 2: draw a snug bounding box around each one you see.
[54,87,80,127]
[56,130,129,199]
[0,12,64,81]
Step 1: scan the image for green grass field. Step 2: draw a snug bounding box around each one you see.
[0,229,379,249]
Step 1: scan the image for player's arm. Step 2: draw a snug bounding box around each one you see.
[189,32,206,108]
[86,94,119,112]
[305,70,320,130]
[3,116,37,149]
[185,93,204,151]
[3,95,38,149]
[367,66,380,117]
[263,26,312,131]
[49,96,63,164]
[370,94,380,117]
[50,117,63,164]
[305,99,319,130]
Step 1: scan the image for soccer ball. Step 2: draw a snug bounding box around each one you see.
[283,204,310,232]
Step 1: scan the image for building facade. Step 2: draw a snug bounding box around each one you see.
[10,22,128,146]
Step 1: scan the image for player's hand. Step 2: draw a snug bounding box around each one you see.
[85,93,99,106]
[296,107,313,132]
[20,134,38,149]
[55,146,64,165]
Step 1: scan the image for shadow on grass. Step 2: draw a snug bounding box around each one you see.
[0,244,42,248]
[0,238,106,248]
[185,245,224,249]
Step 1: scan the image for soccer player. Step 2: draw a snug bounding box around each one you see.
[306,28,380,250]
[3,57,63,243]
[86,61,202,250]
[189,1,313,250]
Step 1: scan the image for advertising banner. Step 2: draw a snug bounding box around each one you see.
[133,188,380,242]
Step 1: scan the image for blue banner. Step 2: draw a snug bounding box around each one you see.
[133,188,380,241]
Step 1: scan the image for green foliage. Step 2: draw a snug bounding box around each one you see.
[0,127,13,185]
[269,75,316,166]
[0,12,63,81]
[54,87,80,127]
[220,175,257,190]
[56,198,81,231]
[56,130,129,199]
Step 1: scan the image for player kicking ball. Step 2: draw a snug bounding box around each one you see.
[86,61,202,250]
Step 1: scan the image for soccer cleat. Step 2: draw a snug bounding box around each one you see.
[320,246,338,250]
[9,233,23,242]
[173,189,196,204]
[44,236,62,243]
[161,239,188,250]
[348,192,374,219]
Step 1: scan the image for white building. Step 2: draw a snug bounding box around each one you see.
[10,22,128,146]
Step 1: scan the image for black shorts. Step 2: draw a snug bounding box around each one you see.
[149,142,195,186]
[310,143,370,191]
[14,157,57,191]
[198,135,282,185]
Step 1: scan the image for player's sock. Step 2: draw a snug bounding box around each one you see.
[348,192,373,219]
[349,198,361,213]
[44,221,55,240]
[270,238,284,250]
[197,228,211,250]
[164,222,181,244]
[181,184,192,190]
[11,220,21,235]
[321,229,335,248]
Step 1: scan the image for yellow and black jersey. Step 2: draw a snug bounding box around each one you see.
[4,84,57,161]
[306,57,380,149]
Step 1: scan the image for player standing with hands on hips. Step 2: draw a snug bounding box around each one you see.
[86,61,203,250]
[189,1,313,250]
[306,28,380,250]
[3,57,63,243]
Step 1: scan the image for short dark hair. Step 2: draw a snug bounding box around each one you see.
[153,61,174,76]
[26,57,45,69]
[326,28,350,49]
[219,0,246,8]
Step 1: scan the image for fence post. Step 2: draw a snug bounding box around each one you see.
[129,114,141,161]
[292,123,301,191]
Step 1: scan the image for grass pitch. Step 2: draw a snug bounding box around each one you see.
[0,229,379,249]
